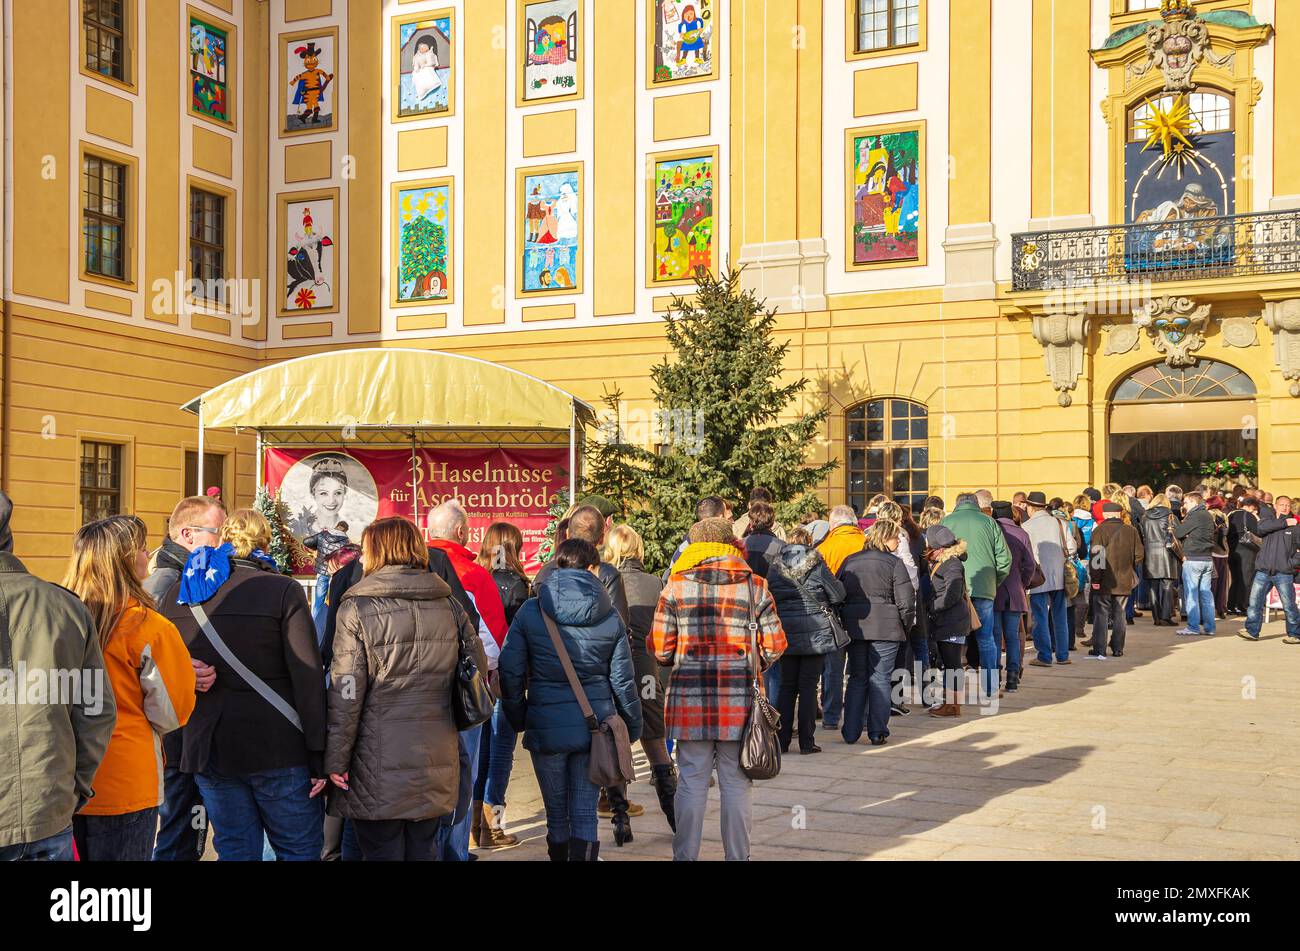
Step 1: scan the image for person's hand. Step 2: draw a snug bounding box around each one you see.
[1287,517,1297,527]
[192,659,217,693]
[329,773,349,791]
[309,777,329,798]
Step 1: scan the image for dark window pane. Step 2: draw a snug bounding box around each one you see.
[866,472,885,493]
[866,419,885,441]
[892,447,910,470]
[892,470,911,493]
[866,400,885,419]
[847,417,866,442]
[911,418,928,439]
[891,419,909,440]
[868,448,885,470]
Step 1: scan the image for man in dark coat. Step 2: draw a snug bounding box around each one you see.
[1087,502,1145,658]
[1240,495,1300,643]
[1227,497,1261,616]
[1174,492,1217,636]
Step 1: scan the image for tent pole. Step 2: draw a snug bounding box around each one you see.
[255,431,264,496]
[197,402,205,494]
[569,402,576,504]
[410,431,420,530]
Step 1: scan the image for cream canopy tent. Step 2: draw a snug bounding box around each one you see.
[180,347,596,510]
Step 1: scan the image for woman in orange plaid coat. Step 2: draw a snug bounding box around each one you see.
[650,517,786,861]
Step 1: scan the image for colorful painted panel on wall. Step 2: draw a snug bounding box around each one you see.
[850,129,921,265]
[284,32,337,133]
[1124,94,1236,269]
[651,152,715,284]
[651,0,715,86]
[395,181,453,303]
[519,165,581,294]
[190,17,229,123]
[522,0,580,104]
[284,196,336,312]
[396,11,454,119]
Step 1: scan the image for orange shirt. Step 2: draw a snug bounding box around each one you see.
[82,602,196,816]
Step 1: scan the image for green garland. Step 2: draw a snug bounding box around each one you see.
[254,485,312,574]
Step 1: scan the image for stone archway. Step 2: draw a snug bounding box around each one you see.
[1108,359,1257,488]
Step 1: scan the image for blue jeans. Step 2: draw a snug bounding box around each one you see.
[530,750,600,843]
[153,743,207,861]
[435,726,481,860]
[841,640,900,744]
[473,701,518,807]
[1182,560,1216,634]
[1030,589,1069,662]
[193,766,323,861]
[0,826,74,861]
[1245,570,1300,637]
[971,597,997,698]
[763,659,782,705]
[993,610,1023,678]
[311,572,329,640]
[821,648,846,726]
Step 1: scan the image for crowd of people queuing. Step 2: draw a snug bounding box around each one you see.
[2,476,1297,863]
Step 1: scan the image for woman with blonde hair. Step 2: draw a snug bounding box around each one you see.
[469,521,530,850]
[64,516,196,861]
[159,508,328,861]
[836,517,915,745]
[604,522,678,829]
[326,517,484,861]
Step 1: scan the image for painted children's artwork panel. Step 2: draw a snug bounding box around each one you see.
[285,32,337,133]
[284,196,336,313]
[396,11,454,119]
[519,166,581,294]
[190,16,230,123]
[851,128,922,265]
[651,0,714,85]
[395,181,453,304]
[522,0,580,104]
[651,152,716,284]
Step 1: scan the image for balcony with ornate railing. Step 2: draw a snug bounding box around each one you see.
[1010,208,1300,292]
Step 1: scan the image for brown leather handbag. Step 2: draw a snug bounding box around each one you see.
[739,578,783,781]
[541,609,636,787]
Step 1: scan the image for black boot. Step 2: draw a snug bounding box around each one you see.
[650,763,678,832]
[546,837,569,862]
[605,785,634,846]
[567,838,600,861]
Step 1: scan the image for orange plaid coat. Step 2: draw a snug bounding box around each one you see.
[649,554,787,742]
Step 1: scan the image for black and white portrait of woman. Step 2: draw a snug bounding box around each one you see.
[282,451,378,544]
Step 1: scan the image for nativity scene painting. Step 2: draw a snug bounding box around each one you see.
[849,125,922,267]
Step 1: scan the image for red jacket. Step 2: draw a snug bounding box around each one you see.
[428,539,508,649]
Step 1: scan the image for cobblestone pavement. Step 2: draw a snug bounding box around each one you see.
[478,612,1300,861]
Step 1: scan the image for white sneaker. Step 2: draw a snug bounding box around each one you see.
[1175,627,1198,636]
[1086,654,1108,660]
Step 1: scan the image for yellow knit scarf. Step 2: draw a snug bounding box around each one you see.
[670,542,742,576]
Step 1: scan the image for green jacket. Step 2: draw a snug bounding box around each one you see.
[0,552,116,848]
[940,502,1012,602]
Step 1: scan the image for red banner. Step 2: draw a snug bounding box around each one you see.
[263,446,568,573]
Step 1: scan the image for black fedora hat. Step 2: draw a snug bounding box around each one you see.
[1025,491,1048,507]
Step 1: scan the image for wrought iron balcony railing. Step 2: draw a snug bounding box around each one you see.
[1010,208,1300,292]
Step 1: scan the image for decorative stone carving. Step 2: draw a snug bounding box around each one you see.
[1032,309,1090,407]
[1220,316,1258,350]
[1103,323,1142,357]
[1263,299,1300,397]
[1128,0,1233,94]
[1133,295,1211,367]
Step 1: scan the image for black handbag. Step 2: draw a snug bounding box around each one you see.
[739,578,782,781]
[787,570,849,651]
[450,605,494,731]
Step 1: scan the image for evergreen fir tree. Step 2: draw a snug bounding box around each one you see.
[583,387,654,518]
[535,488,571,565]
[254,485,310,574]
[586,267,837,570]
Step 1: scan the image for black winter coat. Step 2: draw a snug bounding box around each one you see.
[1140,506,1180,580]
[765,544,846,655]
[1174,506,1216,560]
[1255,515,1300,575]
[491,568,531,626]
[927,545,972,640]
[743,530,784,579]
[837,548,915,643]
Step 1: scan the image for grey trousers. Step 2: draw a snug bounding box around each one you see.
[673,739,752,861]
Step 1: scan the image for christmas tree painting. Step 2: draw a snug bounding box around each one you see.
[397,185,450,301]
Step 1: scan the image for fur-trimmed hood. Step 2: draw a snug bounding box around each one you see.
[931,538,968,566]
[772,543,826,584]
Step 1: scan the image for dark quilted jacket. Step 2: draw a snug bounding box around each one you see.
[498,568,642,754]
[324,566,484,821]
[765,543,846,655]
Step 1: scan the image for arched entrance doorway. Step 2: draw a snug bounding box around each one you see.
[1108,360,1257,489]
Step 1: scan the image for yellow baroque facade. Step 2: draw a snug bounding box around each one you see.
[3,0,1300,579]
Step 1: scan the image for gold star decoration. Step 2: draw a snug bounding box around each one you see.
[1137,97,1202,177]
